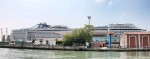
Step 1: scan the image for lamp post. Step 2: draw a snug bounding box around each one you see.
[107,24,112,48]
[109,34,112,48]
[87,16,93,48]
[87,16,91,25]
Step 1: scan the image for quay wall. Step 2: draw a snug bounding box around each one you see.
[1,45,150,51]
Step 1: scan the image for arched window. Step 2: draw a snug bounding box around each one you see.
[142,35,149,48]
[129,35,137,48]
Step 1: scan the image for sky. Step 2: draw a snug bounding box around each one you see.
[0,0,150,37]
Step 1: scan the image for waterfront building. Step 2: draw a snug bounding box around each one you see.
[92,23,145,48]
[120,32,150,48]
[11,23,71,44]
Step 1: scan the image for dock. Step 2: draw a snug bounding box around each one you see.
[1,44,150,51]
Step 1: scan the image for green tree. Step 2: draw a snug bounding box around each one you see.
[56,38,63,45]
[84,24,94,42]
[63,25,94,46]
[84,24,95,33]
[63,33,74,46]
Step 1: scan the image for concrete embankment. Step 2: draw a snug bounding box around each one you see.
[0,45,150,51]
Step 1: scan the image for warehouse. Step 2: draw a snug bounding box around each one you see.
[120,32,150,48]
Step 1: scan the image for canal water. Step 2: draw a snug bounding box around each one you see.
[0,48,150,59]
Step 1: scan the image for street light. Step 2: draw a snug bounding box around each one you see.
[87,16,91,25]
[87,16,92,48]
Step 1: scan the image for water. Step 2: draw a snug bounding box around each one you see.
[0,48,150,59]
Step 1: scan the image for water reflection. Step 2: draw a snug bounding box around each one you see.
[0,48,150,59]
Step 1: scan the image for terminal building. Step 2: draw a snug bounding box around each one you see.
[92,23,145,48]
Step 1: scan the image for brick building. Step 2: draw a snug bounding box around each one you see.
[120,32,150,48]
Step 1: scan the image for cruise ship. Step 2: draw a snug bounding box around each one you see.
[94,23,146,35]
[11,23,71,44]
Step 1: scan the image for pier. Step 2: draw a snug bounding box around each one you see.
[1,44,150,51]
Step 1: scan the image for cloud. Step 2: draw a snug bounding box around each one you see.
[95,0,105,4]
[95,0,113,6]
[108,0,113,6]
